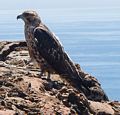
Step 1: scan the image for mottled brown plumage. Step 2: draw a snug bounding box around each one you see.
[17,11,54,78]
[17,10,90,94]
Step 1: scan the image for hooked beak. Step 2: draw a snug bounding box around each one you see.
[17,14,23,20]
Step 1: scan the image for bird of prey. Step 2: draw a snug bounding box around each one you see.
[17,10,89,93]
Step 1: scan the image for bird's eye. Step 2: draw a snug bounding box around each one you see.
[24,13,30,17]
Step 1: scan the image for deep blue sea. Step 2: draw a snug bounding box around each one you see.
[0,8,120,101]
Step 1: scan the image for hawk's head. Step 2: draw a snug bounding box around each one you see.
[17,10,41,25]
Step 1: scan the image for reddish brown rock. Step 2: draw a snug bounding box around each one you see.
[0,41,120,114]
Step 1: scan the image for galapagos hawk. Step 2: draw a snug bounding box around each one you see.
[17,10,89,92]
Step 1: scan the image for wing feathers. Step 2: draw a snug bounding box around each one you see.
[34,26,89,93]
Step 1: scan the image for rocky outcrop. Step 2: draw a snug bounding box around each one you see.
[0,41,120,115]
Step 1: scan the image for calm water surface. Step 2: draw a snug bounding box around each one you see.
[0,8,120,101]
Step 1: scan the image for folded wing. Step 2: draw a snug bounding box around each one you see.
[34,26,89,93]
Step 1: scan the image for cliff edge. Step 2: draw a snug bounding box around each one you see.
[0,41,120,115]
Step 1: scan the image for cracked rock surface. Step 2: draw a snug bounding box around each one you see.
[0,41,120,115]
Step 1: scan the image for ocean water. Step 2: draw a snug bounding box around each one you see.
[0,8,120,101]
